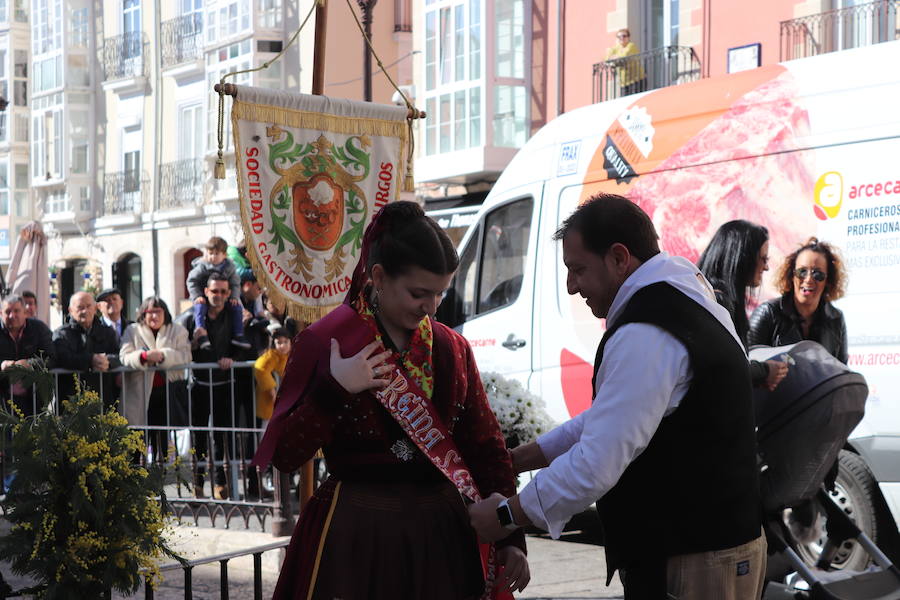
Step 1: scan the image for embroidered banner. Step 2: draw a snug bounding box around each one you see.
[231,86,410,322]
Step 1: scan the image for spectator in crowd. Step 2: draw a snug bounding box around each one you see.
[187,236,251,351]
[53,291,122,408]
[177,272,254,499]
[21,291,38,321]
[120,297,191,461]
[253,327,292,427]
[605,28,646,96]
[97,288,134,343]
[0,294,55,415]
[697,220,789,391]
[263,295,300,340]
[749,237,848,363]
[240,271,270,356]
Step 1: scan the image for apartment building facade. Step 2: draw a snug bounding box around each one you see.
[413,0,899,209]
[0,1,33,268]
[23,0,414,326]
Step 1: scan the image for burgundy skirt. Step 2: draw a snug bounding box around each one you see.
[274,477,485,600]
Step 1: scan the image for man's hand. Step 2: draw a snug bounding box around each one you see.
[329,339,392,394]
[145,349,165,364]
[194,326,208,338]
[497,546,530,593]
[92,353,110,372]
[193,297,206,305]
[764,360,789,391]
[1,360,15,371]
[218,357,234,370]
[510,441,550,474]
[468,492,508,542]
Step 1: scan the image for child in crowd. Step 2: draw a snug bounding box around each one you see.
[253,327,292,426]
[186,236,251,350]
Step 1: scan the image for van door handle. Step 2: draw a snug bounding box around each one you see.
[502,334,527,350]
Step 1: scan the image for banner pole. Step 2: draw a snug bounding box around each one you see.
[298,0,329,513]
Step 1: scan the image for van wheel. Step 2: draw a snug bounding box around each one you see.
[792,450,878,572]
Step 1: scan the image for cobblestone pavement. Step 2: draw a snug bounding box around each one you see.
[1,519,623,599]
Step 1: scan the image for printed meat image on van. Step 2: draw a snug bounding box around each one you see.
[584,67,818,298]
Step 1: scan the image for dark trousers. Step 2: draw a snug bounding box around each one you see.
[190,375,254,486]
[620,557,667,600]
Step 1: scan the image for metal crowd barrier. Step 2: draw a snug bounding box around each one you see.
[0,361,312,537]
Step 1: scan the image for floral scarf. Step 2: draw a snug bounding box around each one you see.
[353,290,434,399]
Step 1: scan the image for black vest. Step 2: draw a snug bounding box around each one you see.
[594,282,761,577]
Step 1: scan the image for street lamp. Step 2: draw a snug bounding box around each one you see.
[357,0,378,102]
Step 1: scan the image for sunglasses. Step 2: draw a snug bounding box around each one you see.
[794,267,826,282]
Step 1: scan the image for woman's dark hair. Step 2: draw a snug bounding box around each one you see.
[366,201,459,277]
[774,237,847,302]
[697,220,769,343]
[553,193,660,261]
[269,327,291,348]
[136,296,172,325]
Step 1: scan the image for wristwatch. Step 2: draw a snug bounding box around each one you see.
[496,498,518,531]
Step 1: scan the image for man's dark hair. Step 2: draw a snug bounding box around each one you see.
[21,290,37,302]
[367,201,459,277]
[553,193,660,261]
[206,271,231,288]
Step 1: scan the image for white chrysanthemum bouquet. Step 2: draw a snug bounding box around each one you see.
[480,371,556,447]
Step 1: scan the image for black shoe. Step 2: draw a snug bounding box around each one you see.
[197,335,212,350]
[231,335,252,349]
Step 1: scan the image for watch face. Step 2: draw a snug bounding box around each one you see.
[497,504,513,527]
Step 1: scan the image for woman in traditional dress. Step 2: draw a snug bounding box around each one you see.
[253,201,529,600]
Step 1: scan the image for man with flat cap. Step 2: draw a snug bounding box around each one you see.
[97,288,133,343]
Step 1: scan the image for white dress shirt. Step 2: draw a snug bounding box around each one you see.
[518,253,743,538]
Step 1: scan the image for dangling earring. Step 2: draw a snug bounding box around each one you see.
[371,289,380,312]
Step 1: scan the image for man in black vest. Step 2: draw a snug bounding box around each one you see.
[469,194,765,599]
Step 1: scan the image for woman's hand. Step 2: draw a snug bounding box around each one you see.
[329,339,392,394]
[145,349,165,365]
[764,360,789,391]
[497,546,530,593]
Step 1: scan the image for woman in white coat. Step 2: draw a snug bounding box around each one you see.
[120,297,192,460]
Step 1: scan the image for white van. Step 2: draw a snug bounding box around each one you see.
[436,40,900,567]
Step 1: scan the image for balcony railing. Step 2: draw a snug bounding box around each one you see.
[592,45,701,103]
[161,13,204,69]
[103,169,150,216]
[158,158,204,210]
[394,0,412,32]
[780,0,899,60]
[102,31,149,81]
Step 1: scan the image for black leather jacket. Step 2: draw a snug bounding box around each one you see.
[748,293,848,364]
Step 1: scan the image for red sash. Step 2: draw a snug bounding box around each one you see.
[374,355,512,600]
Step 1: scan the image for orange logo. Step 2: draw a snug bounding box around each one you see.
[813,171,843,220]
[292,174,344,251]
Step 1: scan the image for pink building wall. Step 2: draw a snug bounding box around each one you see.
[547,0,816,115]
[321,1,412,104]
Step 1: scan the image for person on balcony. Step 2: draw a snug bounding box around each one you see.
[606,29,647,96]
[120,297,191,462]
[53,291,122,409]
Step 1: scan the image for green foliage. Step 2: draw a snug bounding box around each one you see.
[0,369,180,599]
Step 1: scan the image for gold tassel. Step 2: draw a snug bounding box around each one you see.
[215,84,227,179]
[404,171,414,193]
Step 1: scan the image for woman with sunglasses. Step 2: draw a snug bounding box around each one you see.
[252,201,528,600]
[748,237,848,363]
